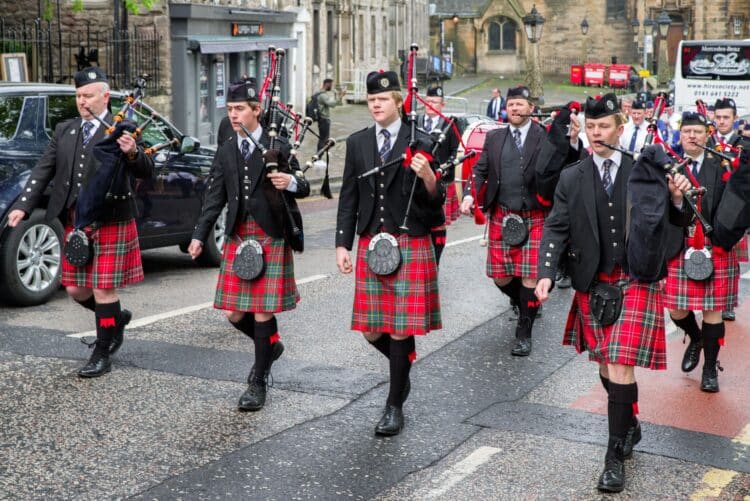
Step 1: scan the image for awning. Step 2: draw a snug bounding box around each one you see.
[188,36,298,54]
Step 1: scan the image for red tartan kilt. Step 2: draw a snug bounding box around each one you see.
[563,267,667,370]
[352,233,441,336]
[443,183,460,225]
[663,241,738,311]
[214,220,299,313]
[486,206,547,279]
[735,235,749,263]
[61,219,143,289]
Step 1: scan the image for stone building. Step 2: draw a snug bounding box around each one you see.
[431,0,750,76]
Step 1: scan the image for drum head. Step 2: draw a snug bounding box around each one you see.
[501,213,528,247]
[234,239,265,281]
[64,230,93,267]
[684,247,714,281]
[366,233,401,276]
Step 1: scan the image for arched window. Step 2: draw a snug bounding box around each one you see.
[487,17,517,51]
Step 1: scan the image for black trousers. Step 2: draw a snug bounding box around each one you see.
[317,118,331,151]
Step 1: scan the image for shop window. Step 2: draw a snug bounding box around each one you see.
[606,0,626,20]
[487,17,516,52]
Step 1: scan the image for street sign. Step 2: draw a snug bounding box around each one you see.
[645,35,654,54]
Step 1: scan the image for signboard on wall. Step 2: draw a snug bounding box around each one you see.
[215,60,225,109]
[232,23,263,36]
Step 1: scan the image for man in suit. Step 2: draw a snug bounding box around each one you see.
[620,100,648,153]
[188,80,310,411]
[535,94,691,492]
[336,70,444,436]
[665,112,738,394]
[460,86,580,356]
[486,87,504,121]
[7,67,153,378]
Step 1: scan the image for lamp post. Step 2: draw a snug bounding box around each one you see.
[580,17,589,64]
[656,10,671,85]
[522,4,545,102]
[438,14,459,78]
[632,17,654,92]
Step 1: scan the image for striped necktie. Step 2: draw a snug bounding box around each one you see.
[379,129,391,163]
[601,159,614,198]
[82,121,94,146]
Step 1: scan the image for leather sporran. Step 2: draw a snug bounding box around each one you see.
[683,247,714,281]
[366,233,401,276]
[234,239,265,281]
[64,229,93,267]
[501,213,528,247]
[589,281,625,327]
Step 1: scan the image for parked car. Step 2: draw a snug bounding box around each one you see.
[0,83,224,306]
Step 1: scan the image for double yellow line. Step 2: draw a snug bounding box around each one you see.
[690,424,750,500]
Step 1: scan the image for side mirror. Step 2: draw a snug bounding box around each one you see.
[180,136,200,154]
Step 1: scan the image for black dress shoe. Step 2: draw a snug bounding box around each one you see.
[597,456,625,493]
[535,303,543,318]
[109,309,132,356]
[700,365,720,393]
[247,341,285,384]
[238,380,267,411]
[722,310,736,321]
[681,337,702,373]
[556,275,572,289]
[511,337,532,356]
[375,405,404,436]
[623,421,642,459]
[77,345,112,378]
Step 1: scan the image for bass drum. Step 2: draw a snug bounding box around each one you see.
[456,120,505,224]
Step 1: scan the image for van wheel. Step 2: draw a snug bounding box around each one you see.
[0,210,64,306]
[196,205,226,266]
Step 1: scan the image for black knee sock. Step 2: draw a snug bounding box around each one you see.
[252,317,277,383]
[75,296,96,313]
[607,382,638,454]
[517,286,540,336]
[702,322,724,369]
[496,277,521,306]
[599,373,610,393]
[368,334,390,359]
[230,313,255,339]
[387,337,415,408]
[431,228,446,265]
[94,302,120,354]
[672,311,701,342]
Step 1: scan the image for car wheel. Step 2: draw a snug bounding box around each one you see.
[0,210,64,306]
[196,205,226,266]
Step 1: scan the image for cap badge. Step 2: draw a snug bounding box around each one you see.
[379,78,389,88]
[247,88,256,98]
[606,100,615,110]
[88,71,97,80]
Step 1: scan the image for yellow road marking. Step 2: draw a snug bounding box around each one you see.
[690,469,738,500]
[732,424,750,446]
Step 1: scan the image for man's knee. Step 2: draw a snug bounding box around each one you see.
[66,286,92,301]
[493,278,512,287]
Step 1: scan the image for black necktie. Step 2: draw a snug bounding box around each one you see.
[241,139,251,160]
[425,117,432,132]
[691,160,700,179]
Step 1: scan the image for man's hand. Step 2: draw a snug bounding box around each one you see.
[569,113,581,145]
[336,246,352,274]
[410,153,435,182]
[7,209,26,228]
[267,171,292,191]
[460,196,474,215]
[187,239,203,259]
[535,278,554,303]
[117,133,137,156]
[667,172,691,205]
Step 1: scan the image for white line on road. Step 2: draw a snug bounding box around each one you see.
[445,234,483,248]
[424,446,501,499]
[742,270,750,280]
[66,273,330,339]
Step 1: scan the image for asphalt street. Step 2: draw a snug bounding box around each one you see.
[2,78,750,499]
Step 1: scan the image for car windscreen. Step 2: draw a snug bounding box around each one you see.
[46,94,79,134]
[110,97,176,148]
[0,96,24,141]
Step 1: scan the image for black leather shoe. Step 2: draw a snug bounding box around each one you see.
[722,310,736,321]
[511,337,532,356]
[375,405,404,436]
[238,380,267,411]
[623,421,642,459]
[535,303,543,318]
[556,275,572,289]
[247,341,285,384]
[509,300,519,320]
[700,365,719,393]
[681,337,702,373]
[597,456,625,493]
[109,309,132,356]
[77,345,112,378]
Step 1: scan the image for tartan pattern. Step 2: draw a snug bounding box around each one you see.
[663,238,738,311]
[486,206,547,279]
[214,219,300,313]
[352,233,441,336]
[563,267,667,370]
[443,183,460,225]
[736,235,749,263]
[61,219,143,289]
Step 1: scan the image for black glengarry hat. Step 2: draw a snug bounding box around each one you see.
[74,66,108,88]
[584,93,620,119]
[227,81,259,103]
[714,97,737,111]
[632,100,646,110]
[426,86,444,97]
[366,71,400,94]
[507,85,531,101]
[680,111,708,127]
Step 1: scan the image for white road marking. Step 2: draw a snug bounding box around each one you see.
[66,273,330,338]
[425,446,501,499]
[445,234,483,248]
[742,270,750,280]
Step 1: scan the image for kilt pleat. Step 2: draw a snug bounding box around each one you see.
[563,267,666,370]
[663,239,738,311]
[352,233,441,336]
[486,206,547,279]
[443,183,460,225]
[61,219,143,289]
[735,235,748,263]
[214,220,299,313]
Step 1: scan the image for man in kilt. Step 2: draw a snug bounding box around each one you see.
[188,80,309,411]
[418,85,460,264]
[459,85,581,356]
[336,70,444,436]
[666,112,738,393]
[535,94,692,492]
[708,97,749,321]
[7,67,153,378]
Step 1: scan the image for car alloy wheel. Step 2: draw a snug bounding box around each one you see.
[15,223,62,293]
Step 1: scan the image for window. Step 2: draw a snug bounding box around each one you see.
[487,17,516,51]
[0,96,25,140]
[109,96,175,148]
[606,0,627,20]
[46,95,78,134]
[313,9,320,67]
[371,16,376,59]
[327,10,334,65]
[359,14,365,61]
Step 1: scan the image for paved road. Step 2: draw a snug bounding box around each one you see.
[1,194,749,499]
